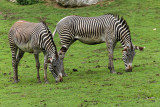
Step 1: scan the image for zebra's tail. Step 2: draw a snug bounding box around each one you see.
[52,28,57,38]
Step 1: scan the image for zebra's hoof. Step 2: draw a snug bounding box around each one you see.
[37,80,41,83]
[126,69,132,72]
[14,79,19,83]
[45,80,49,84]
[110,71,117,74]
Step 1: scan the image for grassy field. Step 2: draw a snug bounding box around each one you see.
[0,0,160,106]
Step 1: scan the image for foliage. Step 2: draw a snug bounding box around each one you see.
[16,0,39,5]
[0,0,160,106]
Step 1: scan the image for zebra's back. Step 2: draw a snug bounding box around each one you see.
[56,15,117,45]
[9,21,44,53]
[9,21,41,43]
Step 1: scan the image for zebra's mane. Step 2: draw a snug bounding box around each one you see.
[39,21,58,56]
[40,21,51,35]
[105,14,131,44]
[40,21,55,46]
[117,16,132,45]
[41,21,47,26]
[104,13,119,19]
[119,17,130,32]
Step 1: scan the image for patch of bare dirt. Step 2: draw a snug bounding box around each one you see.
[0,11,22,20]
[44,0,114,9]
[96,0,114,6]
[44,0,64,8]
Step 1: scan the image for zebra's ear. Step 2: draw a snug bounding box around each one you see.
[134,45,145,51]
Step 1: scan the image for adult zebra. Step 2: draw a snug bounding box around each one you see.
[53,14,144,74]
[8,20,63,83]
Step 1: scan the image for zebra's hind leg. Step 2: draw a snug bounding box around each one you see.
[34,54,41,83]
[10,44,19,83]
[16,49,24,63]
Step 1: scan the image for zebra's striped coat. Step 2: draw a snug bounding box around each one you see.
[8,21,63,83]
[53,14,144,74]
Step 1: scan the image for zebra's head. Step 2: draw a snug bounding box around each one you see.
[122,44,145,72]
[48,55,63,83]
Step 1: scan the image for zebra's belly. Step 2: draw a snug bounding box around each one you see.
[16,43,41,53]
[76,36,106,45]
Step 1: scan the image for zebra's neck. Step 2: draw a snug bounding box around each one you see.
[114,17,132,48]
[39,31,57,58]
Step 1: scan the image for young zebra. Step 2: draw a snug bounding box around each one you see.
[8,20,63,83]
[53,14,144,74]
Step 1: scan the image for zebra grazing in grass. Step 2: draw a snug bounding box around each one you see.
[8,20,63,83]
[53,14,145,74]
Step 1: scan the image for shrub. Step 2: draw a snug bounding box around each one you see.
[16,0,39,5]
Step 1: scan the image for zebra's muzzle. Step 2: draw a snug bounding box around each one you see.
[126,65,132,72]
[55,73,63,83]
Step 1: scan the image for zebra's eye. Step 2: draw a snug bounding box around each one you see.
[52,61,56,68]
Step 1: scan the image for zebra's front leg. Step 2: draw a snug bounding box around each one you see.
[12,56,19,83]
[108,54,116,73]
[43,54,49,83]
[58,47,68,77]
[15,49,25,82]
[106,42,116,73]
[34,54,41,83]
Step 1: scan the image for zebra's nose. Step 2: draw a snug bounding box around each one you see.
[60,76,63,82]
[126,65,132,72]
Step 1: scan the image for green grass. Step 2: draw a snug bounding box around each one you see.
[0,0,160,106]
